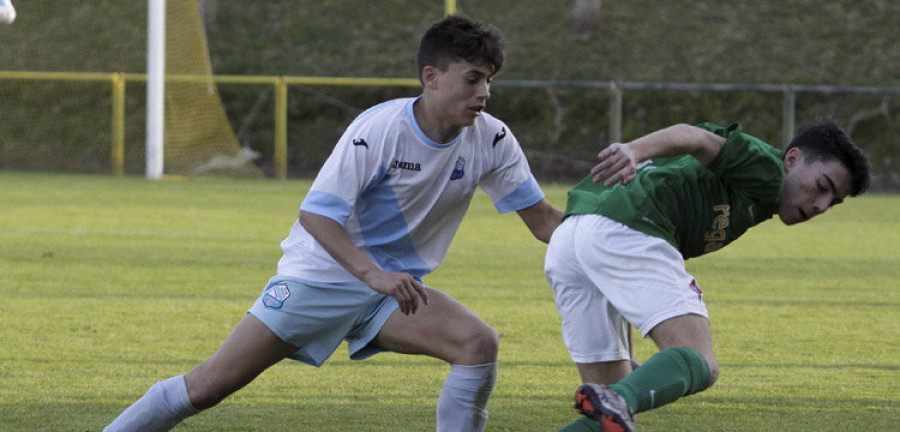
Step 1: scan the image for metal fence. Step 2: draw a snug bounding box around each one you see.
[1,70,897,183]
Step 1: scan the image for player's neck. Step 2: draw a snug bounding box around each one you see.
[413,97,461,144]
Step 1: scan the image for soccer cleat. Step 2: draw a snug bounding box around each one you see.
[574,383,636,432]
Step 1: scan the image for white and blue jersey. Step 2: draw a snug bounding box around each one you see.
[277,96,544,283]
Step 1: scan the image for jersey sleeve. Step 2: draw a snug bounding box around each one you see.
[300,109,392,226]
[699,123,784,203]
[478,124,544,213]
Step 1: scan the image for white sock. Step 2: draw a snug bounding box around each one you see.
[104,375,199,432]
[435,363,498,432]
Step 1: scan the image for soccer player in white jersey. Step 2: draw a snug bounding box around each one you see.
[104,14,563,432]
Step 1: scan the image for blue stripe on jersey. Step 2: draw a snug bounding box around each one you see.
[356,167,430,277]
[494,176,544,213]
[300,191,353,226]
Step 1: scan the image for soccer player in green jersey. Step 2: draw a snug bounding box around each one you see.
[545,119,871,432]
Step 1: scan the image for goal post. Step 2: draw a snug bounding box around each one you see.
[146,0,165,180]
[145,0,261,179]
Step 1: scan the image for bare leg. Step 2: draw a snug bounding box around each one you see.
[184,313,300,409]
[648,314,719,385]
[104,314,298,431]
[569,315,717,432]
[577,360,632,385]
[374,287,499,432]
[575,324,638,386]
[374,287,498,364]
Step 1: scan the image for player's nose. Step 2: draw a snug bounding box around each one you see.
[811,195,830,215]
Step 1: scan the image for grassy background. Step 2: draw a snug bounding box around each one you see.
[0,171,897,431]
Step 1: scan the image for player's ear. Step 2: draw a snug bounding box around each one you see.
[783,147,803,172]
[421,65,439,89]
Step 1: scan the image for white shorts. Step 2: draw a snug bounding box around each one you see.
[544,214,707,364]
[248,276,399,367]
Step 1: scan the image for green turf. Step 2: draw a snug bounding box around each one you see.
[1,171,897,431]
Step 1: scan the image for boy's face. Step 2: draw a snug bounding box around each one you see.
[423,59,494,128]
[778,147,852,225]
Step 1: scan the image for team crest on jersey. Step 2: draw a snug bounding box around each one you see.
[449,156,466,180]
[263,283,291,308]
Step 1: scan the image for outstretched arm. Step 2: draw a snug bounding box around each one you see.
[591,123,726,186]
[298,210,429,314]
[516,198,564,243]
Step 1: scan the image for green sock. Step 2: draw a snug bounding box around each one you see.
[557,415,600,432]
[609,347,711,414]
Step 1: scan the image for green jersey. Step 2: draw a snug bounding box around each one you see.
[565,123,784,259]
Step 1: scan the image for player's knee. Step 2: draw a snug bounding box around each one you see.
[670,346,719,394]
[185,367,246,410]
[459,324,499,364]
[185,379,224,410]
[706,357,720,388]
[698,352,720,390]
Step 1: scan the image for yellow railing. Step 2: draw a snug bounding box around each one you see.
[0,71,420,179]
[3,70,897,180]
[111,72,126,176]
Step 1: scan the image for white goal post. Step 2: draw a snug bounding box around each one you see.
[146,0,165,180]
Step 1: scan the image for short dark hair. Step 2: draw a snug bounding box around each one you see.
[415,15,506,83]
[784,117,871,196]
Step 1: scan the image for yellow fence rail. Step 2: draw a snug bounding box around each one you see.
[0,71,420,179]
[2,70,897,180]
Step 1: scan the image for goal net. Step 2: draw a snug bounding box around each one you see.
[0,0,260,177]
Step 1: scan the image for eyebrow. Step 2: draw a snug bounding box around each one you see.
[466,69,491,79]
[823,174,844,205]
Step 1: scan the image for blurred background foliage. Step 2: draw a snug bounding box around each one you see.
[1,0,897,186]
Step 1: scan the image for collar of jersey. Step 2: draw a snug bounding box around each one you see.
[406,96,461,149]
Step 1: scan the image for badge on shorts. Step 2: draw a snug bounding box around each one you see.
[689,279,703,301]
[263,283,291,308]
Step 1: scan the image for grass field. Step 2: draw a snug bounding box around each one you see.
[1,171,897,431]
